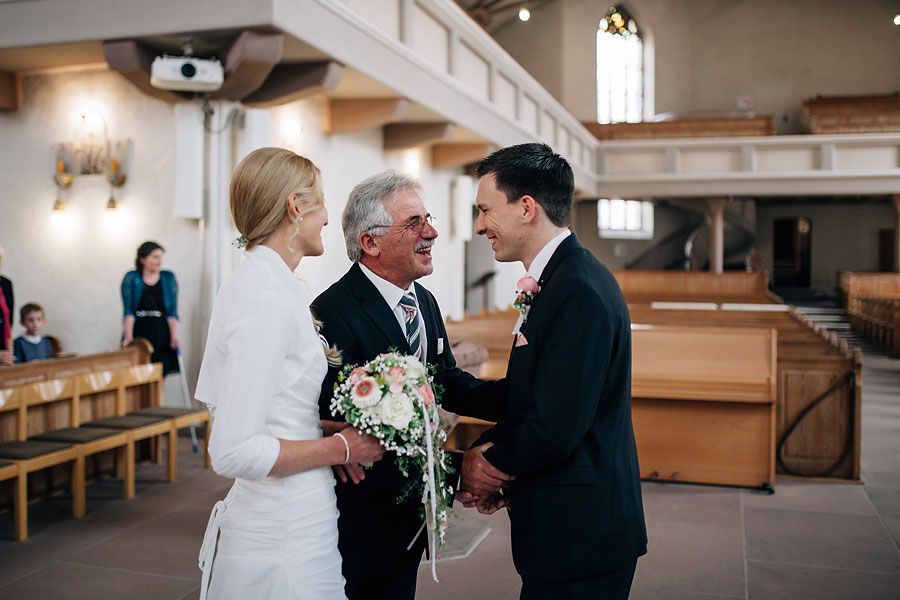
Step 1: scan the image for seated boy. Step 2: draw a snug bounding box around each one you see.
[13,303,52,363]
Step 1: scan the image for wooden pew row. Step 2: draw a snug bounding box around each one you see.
[625,306,860,481]
[0,343,210,541]
[802,94,900,134]
[446,303,861,482]
[612,270,781,305]
[583,115,776,140]
[850,295,900,356]
[836,271,900,312]
[446,322,779,489]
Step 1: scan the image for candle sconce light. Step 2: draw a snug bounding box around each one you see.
[52,112,130,215]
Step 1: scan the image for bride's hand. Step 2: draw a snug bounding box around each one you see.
[343,427,385,464]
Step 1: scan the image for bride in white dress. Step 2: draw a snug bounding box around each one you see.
[195,147,385,599]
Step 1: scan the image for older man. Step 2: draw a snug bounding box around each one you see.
[312,171,505,600]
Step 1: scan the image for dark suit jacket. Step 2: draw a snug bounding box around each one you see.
[477,234,647,581]
[312,263,504,578]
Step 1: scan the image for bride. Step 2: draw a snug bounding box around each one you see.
[196,147,385,599]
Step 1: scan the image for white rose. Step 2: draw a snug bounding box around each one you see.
[402,356,427,381]
[380,392,415,430]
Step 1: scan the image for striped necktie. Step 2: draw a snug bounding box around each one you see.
[399,292,422,360]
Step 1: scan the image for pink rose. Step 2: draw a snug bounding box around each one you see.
[419,384,435,407]
[389,382,403,394]
[388,367,404,382]
[517,276,539,294]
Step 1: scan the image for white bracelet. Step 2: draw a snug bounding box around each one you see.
[334,432,350,465]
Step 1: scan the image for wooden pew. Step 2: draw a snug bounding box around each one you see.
[802,94,900,134]
[627,305,861,481]
[446,302,861,482]
[631,325,776,489]
[583,115,775,140]
[836,271,900,312]
[0,342,210,538]
[851,295,900,356]
[612,270,781,305]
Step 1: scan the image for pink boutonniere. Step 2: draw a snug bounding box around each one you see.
[513,276,540,327]
[515,333,529,347]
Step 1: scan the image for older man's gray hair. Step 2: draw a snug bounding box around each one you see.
[342,170,422,262]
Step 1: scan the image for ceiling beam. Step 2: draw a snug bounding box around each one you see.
[432,142,493,168]
[0,70,21,111]
[383,122,456,151]
[208,30,283,101]
[242,60,343,108]
[323,97,409,134]
[102,40,191,103]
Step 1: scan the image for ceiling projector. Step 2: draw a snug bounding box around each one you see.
[150,55,224,92]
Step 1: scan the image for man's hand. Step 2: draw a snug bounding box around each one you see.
[321,420,351,436]
[456,489,509,515]
[0,349,13,365]
[460,442,514,497]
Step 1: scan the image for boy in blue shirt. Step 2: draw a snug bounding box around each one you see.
[13,303,52,363]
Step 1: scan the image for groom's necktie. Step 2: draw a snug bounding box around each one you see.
[399,292,422,361]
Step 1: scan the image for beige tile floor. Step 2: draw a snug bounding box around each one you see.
[0,344,898,599]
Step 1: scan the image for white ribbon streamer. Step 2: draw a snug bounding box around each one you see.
[420,399,440,582]
[198,500,225,600]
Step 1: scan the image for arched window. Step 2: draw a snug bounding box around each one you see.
[597,5,643,123]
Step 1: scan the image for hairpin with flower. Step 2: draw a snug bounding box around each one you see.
[232,235,248,249]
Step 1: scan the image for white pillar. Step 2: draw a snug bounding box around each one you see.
[894,194,900,273]
[708,197,726,274]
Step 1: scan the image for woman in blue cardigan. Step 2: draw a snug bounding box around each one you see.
[121,241,180,374]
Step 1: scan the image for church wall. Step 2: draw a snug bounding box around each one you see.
[0,68,514,393]
[755,201,894,295]
[494,0,900,131]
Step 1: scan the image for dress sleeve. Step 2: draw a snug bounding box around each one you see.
[206,291,292,480]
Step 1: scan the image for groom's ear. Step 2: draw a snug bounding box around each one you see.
[520,195,538,224]
[359,232,381,257]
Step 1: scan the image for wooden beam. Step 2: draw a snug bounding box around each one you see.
[0,70,21,111]
[102,40,191,103]
[432,143,493,168]
[323,98,409,133]
[242,61,343,108]
[383,122,455,151]
[209,30,284,101]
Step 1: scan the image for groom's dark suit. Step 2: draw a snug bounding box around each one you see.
[312,263,503,598]
[476,234,647,594]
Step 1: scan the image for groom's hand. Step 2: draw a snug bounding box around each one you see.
[461,442,514,497]
[333,462,366,484]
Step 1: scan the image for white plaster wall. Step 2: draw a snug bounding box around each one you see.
[0,69,204,399]
[756,201,895,294]
[492,0,900,130]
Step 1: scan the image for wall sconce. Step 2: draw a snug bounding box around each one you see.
[52,112,130,216]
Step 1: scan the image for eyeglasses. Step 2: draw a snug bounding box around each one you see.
[368,215,437,235]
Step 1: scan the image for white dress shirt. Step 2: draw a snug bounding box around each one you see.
[358,262,428,359]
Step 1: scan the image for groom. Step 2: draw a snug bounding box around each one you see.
[458,143,647,599]
[312,170,505,600]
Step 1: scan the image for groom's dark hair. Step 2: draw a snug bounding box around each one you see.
[475,143,574,227]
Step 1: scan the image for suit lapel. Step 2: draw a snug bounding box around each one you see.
[347,264,410,352]
[415,283,440,365]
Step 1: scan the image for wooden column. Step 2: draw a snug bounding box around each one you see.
[894,194,900,273]
[708,198,726,274]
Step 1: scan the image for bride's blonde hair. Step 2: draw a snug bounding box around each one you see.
[229,147,341,367]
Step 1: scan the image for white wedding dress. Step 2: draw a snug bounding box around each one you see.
[195,246,345,599]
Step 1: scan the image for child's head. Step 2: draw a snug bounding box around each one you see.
[20,303,45,336]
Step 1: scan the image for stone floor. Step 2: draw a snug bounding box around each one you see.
[0,344,898,599]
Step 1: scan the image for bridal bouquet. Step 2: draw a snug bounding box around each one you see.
[330,351,454,580]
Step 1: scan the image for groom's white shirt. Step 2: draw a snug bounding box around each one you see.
[512,229,571,335]
[358,262,428,359]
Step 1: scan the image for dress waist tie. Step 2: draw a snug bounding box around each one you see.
[198,500,226,600]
